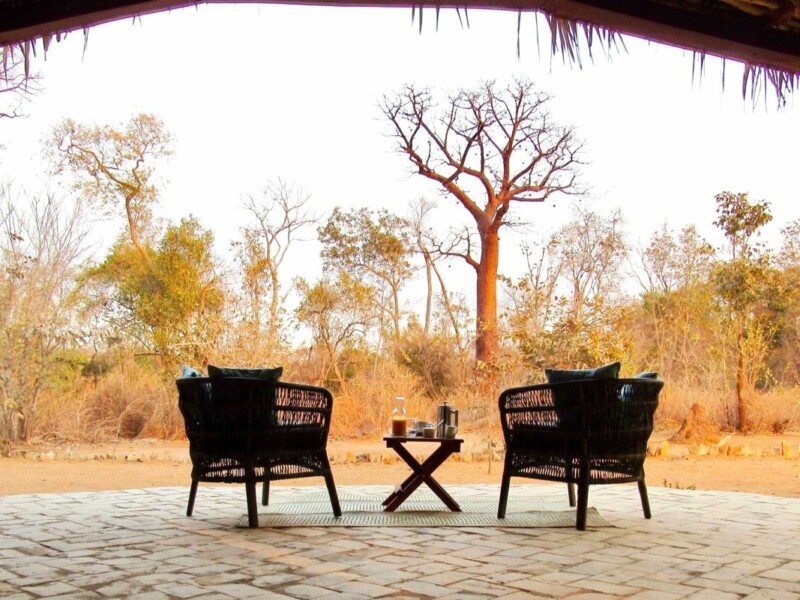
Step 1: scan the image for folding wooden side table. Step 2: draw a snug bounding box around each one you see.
[382,435,463,512]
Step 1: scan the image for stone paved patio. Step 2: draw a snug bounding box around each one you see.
[1,483,799,599]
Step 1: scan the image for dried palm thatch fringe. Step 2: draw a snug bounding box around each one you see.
[1,28,88,81]
[1,3,799,105]
[409,4,798,106]
[690,46,799,106]
[742,63,799,104]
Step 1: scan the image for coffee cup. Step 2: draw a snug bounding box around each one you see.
[422,427,436,438]
[444,425,457,439]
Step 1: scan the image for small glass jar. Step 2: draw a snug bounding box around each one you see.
[391,396,407,436]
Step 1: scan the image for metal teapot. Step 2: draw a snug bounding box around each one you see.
[437,402,459,437]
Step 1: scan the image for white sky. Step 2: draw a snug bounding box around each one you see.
[2,4,798,300]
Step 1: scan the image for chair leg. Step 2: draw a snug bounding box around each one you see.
[314,454,341,517]
[245,471,259,528]
[576,481,589,531]
[262,476,270,506]
[576,454,590,530]
[566,459,576,507]
[638,478,652,519]
[187,480,198,517]
[497,468,511,519]
[324,472,342,517]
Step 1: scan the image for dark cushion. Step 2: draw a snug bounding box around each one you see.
[620,371,660,402]
[207,365,283,382]
[633,371,658,380]
[207,365,283,427]
[543,362,620,428]
[545,361,621,384]
[179,365,202,379]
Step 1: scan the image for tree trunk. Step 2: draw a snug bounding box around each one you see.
[423,250,433,338]
[475,230,500,366]
[391,284,401,344]
[268,264,280,354]
[736,329,748,432]
[431,258,466,370]
[322,336,343,383]
[125,196,153,269]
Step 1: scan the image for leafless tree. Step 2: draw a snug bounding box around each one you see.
[555,205,628,326]
[0,47,41,122]
[503,236,563,344]
[235,179,316,358]
[408,197,468,365]
[0,187,90,441]
[382,79,583,367]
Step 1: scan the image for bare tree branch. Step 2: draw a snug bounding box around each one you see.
[382,78,584,364]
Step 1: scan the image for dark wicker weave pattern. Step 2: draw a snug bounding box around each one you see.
[176,377,342,528]
[498,378,664,530]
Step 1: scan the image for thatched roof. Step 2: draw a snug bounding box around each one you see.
[2,1,800,100]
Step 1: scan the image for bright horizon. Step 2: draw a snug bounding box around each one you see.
[2,3,798,304]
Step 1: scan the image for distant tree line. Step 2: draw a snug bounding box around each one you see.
[1,74,797,442]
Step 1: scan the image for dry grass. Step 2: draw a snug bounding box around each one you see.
[655,382,800,433]
[655,383,718,430]
[746,386,800,433]
[329,366,505,457]
[34,361,181,442]
[329,363,439,439]
[27,359,800,444]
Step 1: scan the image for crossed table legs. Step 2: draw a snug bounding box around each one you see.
[382,436,463,512]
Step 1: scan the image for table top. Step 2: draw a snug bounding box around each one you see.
[383,435,463,443]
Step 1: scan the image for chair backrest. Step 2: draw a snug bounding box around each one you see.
[581,379,663,460]
[176,378,334,459]
[499,379,663,459]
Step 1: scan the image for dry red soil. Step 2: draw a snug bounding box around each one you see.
[2,430,799,498]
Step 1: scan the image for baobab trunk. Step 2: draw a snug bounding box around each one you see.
[475,230,500,367]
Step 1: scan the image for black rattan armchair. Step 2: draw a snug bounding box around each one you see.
[176,377,342,528]
[497,378,663,530]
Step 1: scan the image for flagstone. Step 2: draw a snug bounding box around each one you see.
[0,484,799,599]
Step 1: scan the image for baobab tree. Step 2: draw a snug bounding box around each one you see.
[382,79,583,367]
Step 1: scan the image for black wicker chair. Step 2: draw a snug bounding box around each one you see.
[176,377,342,528]
[497,378,664,530]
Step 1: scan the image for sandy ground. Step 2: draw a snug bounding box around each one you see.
[1,431,799,498]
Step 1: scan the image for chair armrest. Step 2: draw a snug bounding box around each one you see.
[498,383,562,435]
[273,382,333,434]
